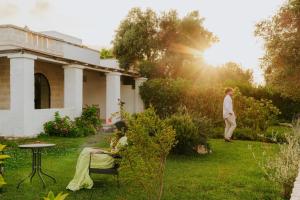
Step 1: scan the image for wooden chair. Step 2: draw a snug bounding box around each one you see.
[88,152,121,187]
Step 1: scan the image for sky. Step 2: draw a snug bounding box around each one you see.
[0,0,285,84]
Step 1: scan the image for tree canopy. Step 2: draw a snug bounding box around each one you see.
[256,0,300,99]
[112,8,217,78]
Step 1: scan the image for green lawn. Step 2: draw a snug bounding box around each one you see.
[0,134,282,200]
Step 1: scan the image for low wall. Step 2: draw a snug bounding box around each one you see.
[0,110,14,136]
[0,108,75,137]
[291,169,300,200]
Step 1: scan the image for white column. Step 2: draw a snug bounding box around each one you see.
[8,53,36,136]
[134,77,147,113]
[106,72,121,124]
[64,65,83,117]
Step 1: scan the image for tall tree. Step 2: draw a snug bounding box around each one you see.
[256,0,300,99]
[112,8,217,78]
[112,8,159,69]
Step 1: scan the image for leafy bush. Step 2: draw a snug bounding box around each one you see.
[43,105,102,137]
[256,123,300,199]
[184,86,224,126]
[140,79,280,134]
[43,191,68,200]
[166,113,209,154]
[120,107,176,200]
[43,112,78,137]
[140,78,190,118]
[264,126,291,143]
[234,89,281,131]
[74,105,102,136]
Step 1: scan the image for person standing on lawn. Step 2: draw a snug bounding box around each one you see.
[223,88,236,142]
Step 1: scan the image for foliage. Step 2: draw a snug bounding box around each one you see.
[43,112,78,137]
[74,105,102,136]
[44,105,102,137]
[239,86,300,122]
[140,78,189,118]
[113,8,217,77]
[255,0,300,100]
[43,191,68,200]
[184,86,224,125]
[140,79,280,134]
[166,113,209,154]
[0,144,9,189]
[113,8,159,70]
[120,107,176,200]
[256,123,300,199]
[100,48,114,59]
[234,89,281,131]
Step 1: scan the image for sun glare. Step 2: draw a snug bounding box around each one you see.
[203,44,230,67]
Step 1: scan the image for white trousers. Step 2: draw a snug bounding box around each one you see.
[224,115,236,139]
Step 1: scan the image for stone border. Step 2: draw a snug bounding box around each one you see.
[291,169,300,200]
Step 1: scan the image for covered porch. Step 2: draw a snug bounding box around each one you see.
[0,53,146,137]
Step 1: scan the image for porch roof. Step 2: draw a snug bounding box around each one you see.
[0,24,138,77]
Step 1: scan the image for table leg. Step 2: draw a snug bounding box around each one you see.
[17,149,37,189]
[36,149,46,188]
[17,148,56,189]
[37,149,56,185]
[30,150,37,183]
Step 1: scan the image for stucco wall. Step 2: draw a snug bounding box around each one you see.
[83,70,106,119]
[0,57,10,109]
[35,61,64,108]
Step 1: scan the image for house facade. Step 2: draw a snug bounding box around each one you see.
[0,25,146,137]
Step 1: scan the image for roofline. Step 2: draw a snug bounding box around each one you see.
[0,24,100,53]
[0,48,139,77]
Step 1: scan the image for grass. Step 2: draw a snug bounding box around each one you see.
[0,134,282,200]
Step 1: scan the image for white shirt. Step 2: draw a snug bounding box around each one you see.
[223,95,234,119]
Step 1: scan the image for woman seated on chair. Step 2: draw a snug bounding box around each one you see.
[66,123,127,191]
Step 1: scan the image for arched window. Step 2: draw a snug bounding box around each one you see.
[34,73,50,109]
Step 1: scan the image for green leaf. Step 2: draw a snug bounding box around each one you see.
[0,174,6,188]
[0,155,10,160]
[0,144,6,151]
[55,192,69,200]
[47,191,55,199]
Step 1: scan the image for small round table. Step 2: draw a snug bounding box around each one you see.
[17,143,56,189]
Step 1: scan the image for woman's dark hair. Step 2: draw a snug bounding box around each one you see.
[114,120,128,134]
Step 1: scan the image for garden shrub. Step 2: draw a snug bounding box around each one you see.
[43,112,78,137]
[140,78,281,141]
[166,113,209,154]
[43,105,102,137]
[74,105,102,136]
[234,89,281,131]
[140,78,190,118]
[264,126,291,143]
[256,123,300,199]
[184,86,224,126]
[120,107,176,200]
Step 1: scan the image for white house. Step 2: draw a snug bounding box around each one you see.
[0,25,146,137]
